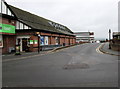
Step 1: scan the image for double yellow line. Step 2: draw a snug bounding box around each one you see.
[96,44,104,54]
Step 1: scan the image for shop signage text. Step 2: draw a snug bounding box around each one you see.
[0,24,15,34]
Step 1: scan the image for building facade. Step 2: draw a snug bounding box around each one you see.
[74,32,94,43]
[113,32,120,39]
[0,0,76,54]
[110,32,120,51]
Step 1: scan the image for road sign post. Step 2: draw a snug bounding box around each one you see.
[109,29,111,49]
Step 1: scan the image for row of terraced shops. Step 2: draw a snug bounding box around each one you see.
[0,1,76,54]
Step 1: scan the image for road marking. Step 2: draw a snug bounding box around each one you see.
[96,44,104,54]
[2,52,51,62]
[51,45,81,53]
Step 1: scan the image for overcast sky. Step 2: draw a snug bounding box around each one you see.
[6,0,119,39]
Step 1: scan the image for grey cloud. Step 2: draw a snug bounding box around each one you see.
[7,0,119,39]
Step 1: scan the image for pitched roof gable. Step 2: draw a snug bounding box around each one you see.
[8,5,74,36]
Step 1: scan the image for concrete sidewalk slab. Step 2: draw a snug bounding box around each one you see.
[99,42,120,56]
[2,45,77,62]
[2,50,51,62]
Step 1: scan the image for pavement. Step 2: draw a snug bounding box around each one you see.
[99,42,120,56]
[2,50,53,62]
[2,45,76,62]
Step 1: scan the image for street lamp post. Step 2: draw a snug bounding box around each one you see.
[109,29,111,49]
[36,32,41,53]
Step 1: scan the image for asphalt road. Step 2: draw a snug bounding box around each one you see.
[2,43,118,87]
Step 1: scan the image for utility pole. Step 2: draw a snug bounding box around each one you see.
[109,29,111,49]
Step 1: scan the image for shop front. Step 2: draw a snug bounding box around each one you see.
[16,36,31,52]
[1,0,76,54]
[0,18,16,54]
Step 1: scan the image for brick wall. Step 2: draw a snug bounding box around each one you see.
[29,35,39,52]
[65,38,69,45]
[2,35,16,54]
[48,36,51,45]
[1,17,16,54]
[1,17,16,26]
[73,38,76,44]
[1,17,76,53]
[51,36,55,45]
[70,38,73,44]
[60,37,65,45]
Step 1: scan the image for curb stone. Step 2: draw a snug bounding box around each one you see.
[2,45,78,62]
[99,43,120,56]
[51,44,78,52]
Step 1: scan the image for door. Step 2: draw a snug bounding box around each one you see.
[22,38,27,51]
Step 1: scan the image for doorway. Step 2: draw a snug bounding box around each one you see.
[22,38,28,52]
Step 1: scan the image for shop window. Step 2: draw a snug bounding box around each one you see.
[16,38,20,45]
[118,36,120,40]
[0,35,3,47]
[27,38,30,45]
[55,37,59,45]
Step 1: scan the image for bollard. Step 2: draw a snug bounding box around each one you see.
[15,45,21,55]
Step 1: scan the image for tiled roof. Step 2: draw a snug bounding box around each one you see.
[8,5,74,36]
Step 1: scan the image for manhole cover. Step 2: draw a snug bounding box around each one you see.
[63,63,89,70]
